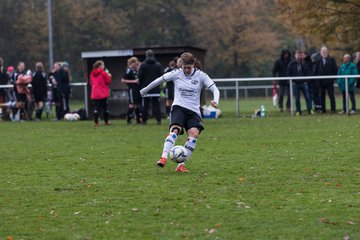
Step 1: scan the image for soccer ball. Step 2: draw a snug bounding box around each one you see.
[64,113,79,121]
[169,145,188,163]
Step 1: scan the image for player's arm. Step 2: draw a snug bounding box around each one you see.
[121,78,139,84]
[140,72,172,96]
[203,74,220,107]
[208,84,220,107]
[139,76,164,96]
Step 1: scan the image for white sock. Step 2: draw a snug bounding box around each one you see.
[161,133,178,158]
[184,137,197,161]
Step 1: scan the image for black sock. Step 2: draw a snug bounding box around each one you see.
[127,107,134,122]
[135,107,142,123]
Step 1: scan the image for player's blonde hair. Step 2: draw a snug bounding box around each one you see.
[127,57,138,66]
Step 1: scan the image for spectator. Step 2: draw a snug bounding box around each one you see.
[314,46,337,113]
[163,58,177,116]
[32,62,48,120]
[272,49,291,112]
[90,60,112,126]
[58,62,71,119]
[304,52,321,112]
[121,56,142,125]
[49,62,61,120]
[138,49,162,125]
[287,50,313,116]
[337,53,358,114]
[355,52,360,89]
[12,62,32,121]
[0,58,9,112]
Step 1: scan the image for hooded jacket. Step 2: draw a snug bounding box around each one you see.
[272,49,291,85]
[337,62,358,92]
[90,68,111,100]
[138,57,162,95]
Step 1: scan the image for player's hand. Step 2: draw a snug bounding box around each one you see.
[140,89,146,96]
[210,100,218,108]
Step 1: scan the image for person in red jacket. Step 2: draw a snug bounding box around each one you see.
[90,60,112,126]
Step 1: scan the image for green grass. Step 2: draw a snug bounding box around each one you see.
[1,99,360,239]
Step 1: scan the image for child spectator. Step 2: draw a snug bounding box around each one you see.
[90,60,112,126]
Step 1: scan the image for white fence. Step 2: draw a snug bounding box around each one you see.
[1,75,358,118]
[213,75,360,116]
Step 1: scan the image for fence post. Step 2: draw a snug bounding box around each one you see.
[289,79,294,116]
[235,80,239,116]
[345,77,349,114]
[84,83,89,118]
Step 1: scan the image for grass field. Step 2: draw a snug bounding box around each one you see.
[1,98,360,239]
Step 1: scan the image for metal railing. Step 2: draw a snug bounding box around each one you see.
[213,75,359,116]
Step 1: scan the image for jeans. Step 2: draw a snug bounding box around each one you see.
[293,82,312,113]
[342,91,356,111]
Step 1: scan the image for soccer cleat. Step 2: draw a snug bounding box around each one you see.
[105,122,111,126]
[157,157,167,168]
[175,164,189,173]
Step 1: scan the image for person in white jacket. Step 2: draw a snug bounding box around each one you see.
[140,52,220,172]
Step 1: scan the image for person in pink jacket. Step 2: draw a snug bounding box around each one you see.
[90,60,112,126]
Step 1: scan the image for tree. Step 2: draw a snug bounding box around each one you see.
[276,0,360,54]
[188,0,280,77]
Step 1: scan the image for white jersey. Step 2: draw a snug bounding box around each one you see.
[162,68,216,117]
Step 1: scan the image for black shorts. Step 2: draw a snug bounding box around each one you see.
[170,105,204,135]
[15,92,27,102]
[165,81,174,100]
[128,87,141,105]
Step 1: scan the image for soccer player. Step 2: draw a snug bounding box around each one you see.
[140,52,220,172]
[121,57,142,125]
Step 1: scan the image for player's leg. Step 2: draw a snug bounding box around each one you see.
[184,127,199,161]
[127,89,135,125]
[176,112,204,172]
[157,124,182,167]
[157,106,185,167]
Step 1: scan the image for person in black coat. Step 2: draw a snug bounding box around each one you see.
[52,62,71,120]
[314,46,337,113]
[287,50,313,115]
[272,49,291,112]
[138,49,163,125]
[304,52,321,112]
[32,62,48,120]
